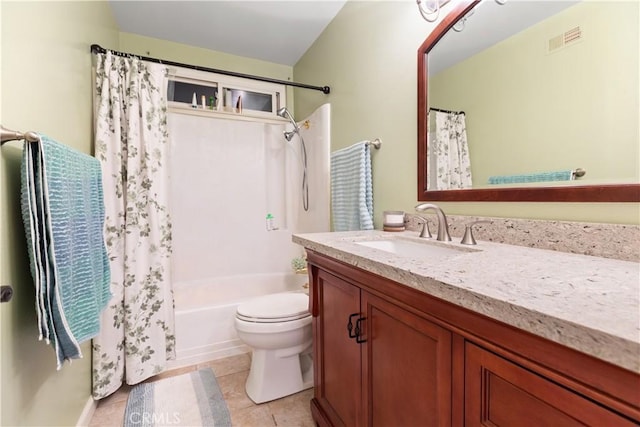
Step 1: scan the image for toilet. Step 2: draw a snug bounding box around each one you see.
[234,292,313,403]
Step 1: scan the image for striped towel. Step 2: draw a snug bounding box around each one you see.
[20,134,111,369]
[488,170,574,185]
[331,141,373,231]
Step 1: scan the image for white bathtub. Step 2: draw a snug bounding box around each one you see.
[168,272,309,369]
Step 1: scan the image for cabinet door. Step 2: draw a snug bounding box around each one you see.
[313,269,363,427]
[465,342,637,426]
[362,291,453,427]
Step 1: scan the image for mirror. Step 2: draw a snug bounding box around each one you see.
[417,0,640,202]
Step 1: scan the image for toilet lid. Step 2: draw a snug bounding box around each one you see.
[236,292,310,322]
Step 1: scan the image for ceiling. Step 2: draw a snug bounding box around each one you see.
[109,1,582,71]
[108,1,347,66]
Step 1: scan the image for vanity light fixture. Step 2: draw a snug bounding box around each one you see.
[416,0,450,22]
[452,7,475,32]
[417,0,507,24]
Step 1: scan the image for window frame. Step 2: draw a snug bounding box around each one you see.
[166,66,287,121]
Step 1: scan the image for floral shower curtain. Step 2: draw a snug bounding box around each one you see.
[427,110,473,190]
[92,52,175,399]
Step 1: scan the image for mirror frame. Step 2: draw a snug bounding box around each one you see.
[417,0,640,202]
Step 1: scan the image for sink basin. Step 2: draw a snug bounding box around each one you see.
[354,238,473,259]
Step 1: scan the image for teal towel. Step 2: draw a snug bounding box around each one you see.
[488,170,574,185]
[331,142,374,231]
[21,135,111,369]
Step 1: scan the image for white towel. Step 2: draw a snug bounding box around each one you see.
[331,141,373,231]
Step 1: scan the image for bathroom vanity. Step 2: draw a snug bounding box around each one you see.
[293,231,640,426]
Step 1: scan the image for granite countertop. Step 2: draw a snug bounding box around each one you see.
[293,230,640,373]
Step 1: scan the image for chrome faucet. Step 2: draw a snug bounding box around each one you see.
[414,203,451,241]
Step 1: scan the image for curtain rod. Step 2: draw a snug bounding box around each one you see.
[90,44,331,95]
[429,107,465,115]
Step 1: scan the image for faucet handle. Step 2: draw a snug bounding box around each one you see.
[460,220,491,245]
[418,219,432,238]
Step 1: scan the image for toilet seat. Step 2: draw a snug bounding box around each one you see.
[236,292,310,323]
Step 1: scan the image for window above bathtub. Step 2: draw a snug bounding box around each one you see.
[166,67,287,120]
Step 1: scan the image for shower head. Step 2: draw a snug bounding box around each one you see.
[277,107,293,120]
[284,130,297,142]
[277,107,299,129]
[277,107,300,141]
[279,106,310,212]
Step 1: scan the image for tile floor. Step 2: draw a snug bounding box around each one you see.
[89,353,315,427]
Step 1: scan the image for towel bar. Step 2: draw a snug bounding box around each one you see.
[366,138,382,149]
[488,168,586,185]
[1,125,40,304]
[573,168,586,178]
[1,125,39,145]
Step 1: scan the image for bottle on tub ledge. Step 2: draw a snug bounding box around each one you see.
[266,213,278,231]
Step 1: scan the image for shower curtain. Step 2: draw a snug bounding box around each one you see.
[427,111,473,190]
[92,52,175,399]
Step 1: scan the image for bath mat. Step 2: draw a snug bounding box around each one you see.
[124,368,231,427]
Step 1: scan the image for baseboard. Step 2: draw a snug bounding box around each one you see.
[76,396,97,427]
[167,340,250,370]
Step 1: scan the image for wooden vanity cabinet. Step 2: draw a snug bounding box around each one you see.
[361,290,452,427]
[464,343,637,426]
[311,268,362,427]
[307,250,640,427]
[311,267,453,427]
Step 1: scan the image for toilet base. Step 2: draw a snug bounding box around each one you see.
[245,346,313,404]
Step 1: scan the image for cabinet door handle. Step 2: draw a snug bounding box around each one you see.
[355,317,367,343]
[347,313,360,338]
[348,313,367,343]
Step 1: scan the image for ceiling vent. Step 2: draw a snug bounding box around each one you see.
[547,26,583,53]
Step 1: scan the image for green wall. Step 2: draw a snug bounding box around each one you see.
[294,0,640,225]
[0,5,295,426]
[119,32,294,83]
[0,1,118,425]
[431,1,638,186]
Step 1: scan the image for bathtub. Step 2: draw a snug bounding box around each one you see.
[168,272,309,369]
